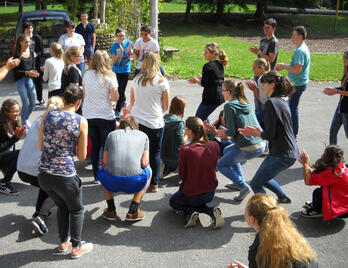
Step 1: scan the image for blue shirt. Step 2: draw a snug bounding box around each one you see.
[75,22,95,48]
[288,43,310,86]
[110,40,132,74]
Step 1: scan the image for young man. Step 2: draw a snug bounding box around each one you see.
[276,26,311,139]
[75,11,96,64]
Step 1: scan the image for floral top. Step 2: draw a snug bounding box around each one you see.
[39,109,81,176]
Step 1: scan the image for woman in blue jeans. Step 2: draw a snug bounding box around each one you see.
[239,71,300,203]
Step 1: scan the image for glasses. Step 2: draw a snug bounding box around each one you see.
[263,26,272,30]
[222,89,230,92]
[117,34,125,38]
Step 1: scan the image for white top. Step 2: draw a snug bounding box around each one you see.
[257,75,268,104]
[82,70,118,120]
[130,74,169,129]
[42,57,64,91]
[58,33,85,63]
[133,37,160,69]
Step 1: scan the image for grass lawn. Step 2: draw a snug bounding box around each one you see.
[0,3,64,14]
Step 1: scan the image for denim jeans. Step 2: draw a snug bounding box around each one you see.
[115,73,129,113]
[329,105,348,145]
[195,103,220,122]
[76,62,85,79]
[169,191,215,214]
[289,84,307,137]
[250,155,296,199]
[139,124,164,186]
[217,144,265,189]
[16,77,36,126]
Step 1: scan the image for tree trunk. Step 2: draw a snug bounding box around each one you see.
[118,1,122,27]
[94,0,99,19]
[35,0,41,10]
[216,0,224,17]
[150,0,159,41]
[255,0,266,19]
[133,0,140,40]
[100,0,106,24]
[19,0,24,13]
[41,1,47,10]
[184,0,192,22]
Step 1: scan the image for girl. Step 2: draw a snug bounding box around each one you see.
[188,42,228,122]
[228,194,317,268]
[42,42,64,98]
[216,79,265,201]
[239,71,300,203]
[13,33,39,127]
[83,50,119,184]
[323,51,348,145]
[298,145,348,219]
[169,116,224,229]
[38,85,93,259]
[0,99,26,195]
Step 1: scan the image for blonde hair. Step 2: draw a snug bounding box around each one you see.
[247,194,317,268]
[64,46,81,76]
[342,51,348,89]
[46,96,64,111]
[205,42,228,69]
[50,42,64,59]
[90,50,114,77]
[223,79,249,104]
[137,52,164,86]
[254,58,271,73]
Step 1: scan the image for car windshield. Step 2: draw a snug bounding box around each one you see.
[21,18,66,39]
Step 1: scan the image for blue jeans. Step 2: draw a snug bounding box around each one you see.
[16,77,36,126]
[169,191,215,214]
[195,103,220,122]
[329,105,348,145]
[139,124,164,186]
[253,75,262,113]
[217,144,265,189]
[76,62,85,79]
[250,155,296,199]
[289,84,307,137]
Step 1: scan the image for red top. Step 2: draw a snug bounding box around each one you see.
[309,163,348,220]
[178,141,220,197]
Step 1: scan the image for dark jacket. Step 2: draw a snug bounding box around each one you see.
[201,60,225,106]
[337,79,348,114]
[0,124,19,153]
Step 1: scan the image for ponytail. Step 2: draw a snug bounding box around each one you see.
[254,58,271,73]
[185,116,209,147]
[218,49,228,69]
[223,79,249,104]
[205,42,229,69]
[260,71,295,98]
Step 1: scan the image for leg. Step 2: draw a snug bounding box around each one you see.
[26,77,37,124]
[329,106,342,145]
[33,71,43,102]
[76,62,85,78]
[341,112,348,141]
[288,84,306,137]
[48,89,62,98]
[115,73,129,113]
[132,167,152,203]
[0,150,19,184]
[195,103,219,122]
[312,187,322,213]
[87,119,101,180]
[17,78,30,125]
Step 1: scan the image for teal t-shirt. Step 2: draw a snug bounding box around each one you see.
[288,43,310,86]
[110,40,132,74]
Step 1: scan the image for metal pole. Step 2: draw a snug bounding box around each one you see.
[334,0,340,32]
[150,0,158,41]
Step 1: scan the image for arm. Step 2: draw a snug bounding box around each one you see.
[76,117,88,161]
[276,63,302,74]
[130,87,135,107]
[297,150,313,185]
[259,52,276,64]
[141,150,149,168]
[161,89,170,113]
[0,126,23,152]
[92,33,96,50]
[39,114,45,151]
[42,61,49,82]
[323,87,348,97]
[109,87,119,102]
[102,151,108,165]
[223,105,237,138]
[178,147,187,181]
[0,58,20,81]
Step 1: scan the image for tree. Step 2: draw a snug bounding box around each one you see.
[184,0,193,22]
[19,0,24,13]
[94,0,99,19]
[255,0,267,18]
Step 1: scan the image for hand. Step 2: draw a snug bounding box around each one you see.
[238,125,261,137]
[187,76,200,84]
[275,63,285,71]
[323,87,337,96]
[227,260,248,268]
[249,46,258,54]
[122,103,133,118]
[6,57,20,70]
[297,150,310,165]
[204,120,217,134]
[127,43,132,51]
[216,126,228,139]
[246,80,257,91]
[27,70,39,78]
[14,125,27,138]
[118,45,124,56]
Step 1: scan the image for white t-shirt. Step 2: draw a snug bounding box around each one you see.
[42,57,64,91]
[130,74,169,129]
[257,75,269,105]
[82,70,118,120]
[58,33,85,62]
[134,37,160,69]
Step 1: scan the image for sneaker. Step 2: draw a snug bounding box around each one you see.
[233,186,251,201]
[31,216,48,235]
[211,207,224,229]
[92,179,99,184]
[184,210,199,228]
[71,242,93,259]
[0,183,19,196]
[151,185,158,192]
[277,196,292,204]
[58,240,72,253]
[159,163,166,180]
[300,209,322,218]
[102,209,117,221]
[125,208,145,221]
[225,183,240,191]
[39,100,46,106]
[302,201,313,210]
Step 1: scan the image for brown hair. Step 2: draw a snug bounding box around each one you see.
[260,71,295,98]
[293,25,307,40]
[65,20,75,29]
[254,58,271,73]
[341,51,348,89]
[119,116,138,130]
[185,116,209,147]
[169,96,186,117]
[63,85,83,105]
[15,33,30,55]
[313,145,345,174]
[50,42,64,59]
[223,79,249,104]
[205,42,228,69]
[0,99,21,134]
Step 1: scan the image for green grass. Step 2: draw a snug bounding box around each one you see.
[0,3,65,14]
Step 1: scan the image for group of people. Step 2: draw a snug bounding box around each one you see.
[0,14,347,266]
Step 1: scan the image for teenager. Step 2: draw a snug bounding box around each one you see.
[75,11,96,64]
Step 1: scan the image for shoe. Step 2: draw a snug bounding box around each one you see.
[71,242,93,259]
[300,209,322,218]
[277,196,292,204]
[0,183,19,196]
[92,179,99,184]
[32,216,48,235]
[225,183,240,191]
[211,207,224,229]
[151,185,158,192]
[302,201,313,210]
[39,100,46,106]
[125,208,145,221]
[58,240,72,253]
[184,210,199,228]
[233,186,251,201]
[159,163,166,180]
[102,209,117,221]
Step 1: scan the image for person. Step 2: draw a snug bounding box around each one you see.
[58,21,85,76]
[13,33,39,127]
[169,116,224,229]
[0,57,20,82]
[110,28,133,117]
[298,145,348,219]
[216,79,265,201]
[227,194,318,268]
[98,116,152,221]
[276,26,310,139]
[42,42,64,98]
[23,21,45,106]
[82,50,119,184]
[38,85,93,259]
[75,11,96,65]
[239,71,300,203]
[0,99,26,195]
[160,96,187,179]
[188,42,228,122]
[17,96,64,235]
[323,51,348,145]
[130,52,170,192]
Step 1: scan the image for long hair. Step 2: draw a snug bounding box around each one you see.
[50,42,64,59]
[169,96,186,117]
[260,71,295,98]
[342,51,348,89]
[0,99,21,134]
[46,96,64,111]
[185,116,209,147]
[223,79,249,104]
[90,50,114,78]
[15,33,29,55]
[205,42,228,69]
[247,194,317,268]
[313,145,345,174]
[137,52,163,87]
[254,58,271,73]
[119,115,139,130]
[63,46,81,76]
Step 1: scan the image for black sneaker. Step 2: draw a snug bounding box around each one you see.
[184,210,199,228]
[32,216,48,235]
[277,196,292,204]
[36,100,46,106]
[300,209,322,218]
[302,201,313,210]
[0,183,19,196]
[211,207,225,229]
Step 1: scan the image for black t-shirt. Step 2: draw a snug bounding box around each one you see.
[338,79,348,114]
[13,50,36,81]
[201,60,225,106]
[259,36,278,70]
[60,65,82,93]
[30,34,43,68]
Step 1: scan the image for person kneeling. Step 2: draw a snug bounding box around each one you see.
[98,116,152,221]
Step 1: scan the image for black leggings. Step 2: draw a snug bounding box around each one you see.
[115,73,129,112]
[312,187,322,213]
[0,150,19,184]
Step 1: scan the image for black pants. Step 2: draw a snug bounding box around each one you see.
[33,70,43,102]
[115,73,129,113]
[0,150,19,184]
[312,187,322,213]
[48,89,62,98]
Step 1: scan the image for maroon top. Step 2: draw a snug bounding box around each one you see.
[178,141,220,197]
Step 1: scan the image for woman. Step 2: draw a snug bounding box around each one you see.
[130,52,170,192]
[83,50,119,183]
[169,116,224,229]
[38,85,93,259]
[13,33,39,127]
[323,51,348,145]
[239,71,300,203]
[0,99,26,195]
[227,194,317,268]
[188,42,228,122]
[216,79,265,201]
[298,145,348,219]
